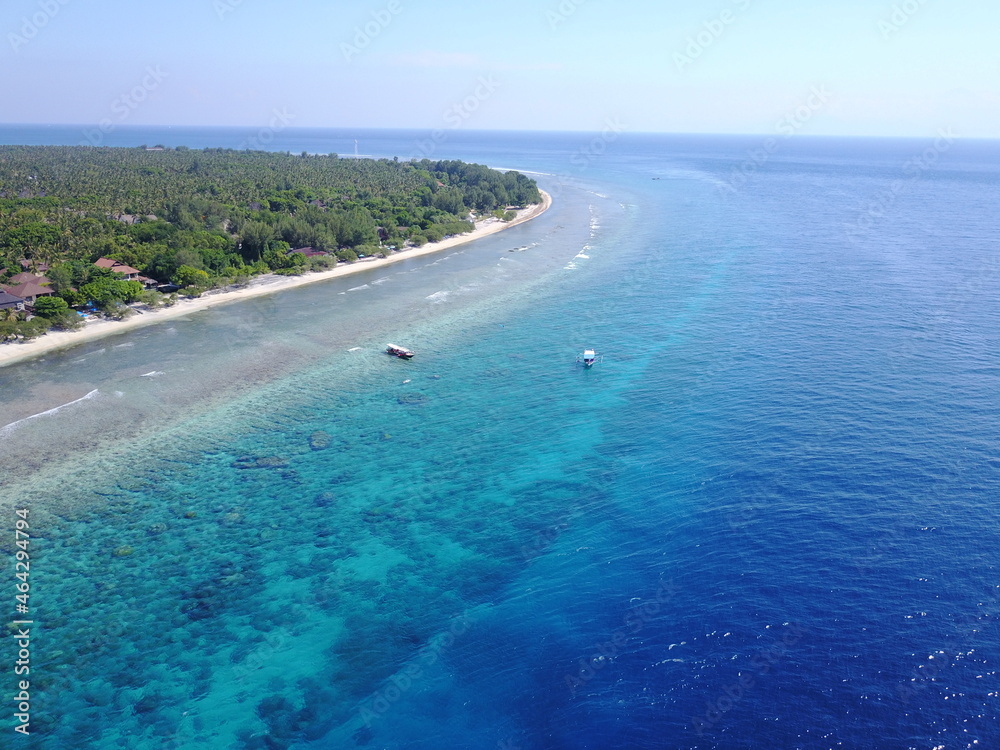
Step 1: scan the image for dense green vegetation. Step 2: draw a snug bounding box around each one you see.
[0,145,540,340]
[0,146,541,341]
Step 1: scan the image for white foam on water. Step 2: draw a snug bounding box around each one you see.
[488,167,551,176]
[348,347,362,352]
[140,371,164,378]
[656,167,731,188]
[0,389,100,435]
[426,291,451,303]
[347,284,370,292]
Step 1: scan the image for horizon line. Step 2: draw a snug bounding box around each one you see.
[0,123,997,143]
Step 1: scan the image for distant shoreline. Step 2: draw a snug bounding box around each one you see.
[0,190,551,369]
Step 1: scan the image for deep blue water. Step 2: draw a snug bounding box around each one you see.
[1,127,999,750]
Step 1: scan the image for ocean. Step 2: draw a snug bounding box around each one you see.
[0,126,998,749]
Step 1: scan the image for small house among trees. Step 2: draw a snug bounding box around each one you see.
[95,257,158,288]
[19,259,50,273]
[7,272,50,287]
[95,257,141,280]
[2,281,54,305]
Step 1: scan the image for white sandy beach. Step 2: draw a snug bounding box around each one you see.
[0,190,551,368]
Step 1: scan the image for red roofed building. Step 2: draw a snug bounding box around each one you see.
[94,258,159,288]
[2,282,54,304]
[19,259,50,273]
[95,257,142,280]
[8,272,50,287]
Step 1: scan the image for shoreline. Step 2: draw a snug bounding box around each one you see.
[0,190,551,368]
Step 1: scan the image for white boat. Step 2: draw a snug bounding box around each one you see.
[577,349,602,367]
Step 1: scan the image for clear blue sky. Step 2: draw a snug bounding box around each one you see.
[2,0,998,137]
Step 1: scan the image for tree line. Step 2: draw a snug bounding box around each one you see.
[0,146,541,340]
[0,146,539,284]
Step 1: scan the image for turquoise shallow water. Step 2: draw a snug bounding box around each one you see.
[1,129,999,749]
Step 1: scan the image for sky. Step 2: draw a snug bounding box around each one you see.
[2,0,999,138]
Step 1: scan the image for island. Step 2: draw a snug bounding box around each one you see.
[0,145,548,365]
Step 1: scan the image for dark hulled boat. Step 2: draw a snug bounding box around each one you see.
[386,345,415,359]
